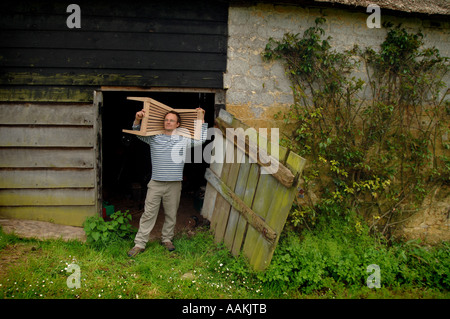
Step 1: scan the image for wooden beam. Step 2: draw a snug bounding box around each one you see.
[0,86,94,103]
[205,168,277,244]
[0,206,96,227]
[0,148,94,168]
[0,169,95,189]
[0,126,94,147]
[215,117,295,188]
[0,103,94,126]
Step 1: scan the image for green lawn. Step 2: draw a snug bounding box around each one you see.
[0,225,448,299]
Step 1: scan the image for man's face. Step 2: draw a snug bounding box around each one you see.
[164,113,180,131]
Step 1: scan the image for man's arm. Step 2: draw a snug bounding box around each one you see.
[132,109,152,144]
[132,109,145,130]
[187,108,208,148]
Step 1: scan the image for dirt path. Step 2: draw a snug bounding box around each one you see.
[0,194,204,243]
[0,219,87,242]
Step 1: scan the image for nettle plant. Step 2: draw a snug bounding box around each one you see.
[263,18,449,238]
[83,210,136,248]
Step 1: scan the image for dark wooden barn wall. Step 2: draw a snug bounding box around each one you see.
[0,0,227,225]
[0,0,228,102]
[0,102,99,226]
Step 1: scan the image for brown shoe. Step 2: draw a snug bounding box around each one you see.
[127,246,145,257]
[162,241,175,252]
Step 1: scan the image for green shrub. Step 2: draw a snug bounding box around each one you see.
[257,215,450,293]
[83,211,136,248]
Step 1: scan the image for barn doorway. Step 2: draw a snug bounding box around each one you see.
[101,90,214,240]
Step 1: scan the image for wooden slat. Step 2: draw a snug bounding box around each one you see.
[0,104,93,125]
[250,152,306,270]
[209,162,232,236]
[201,132,226,221]
[0,70,223,89]
[225,160,259,255]
[212,137,241,241]
[0,169,95,188]
[0,86,94,103]
[0,188,95,206]
[208,129,226,177]
[230,165,254,256]
[205,168,277,244]
[122,97,203,140]
[223,148,245,250]
[0,0,228,22]
[0,206,97,227]
[0,126,94,147]
[224,150,252,255]
[0,30,226,54]
[201,183,217,221]
[242,169,279,260]
[0,148,94,168]
[0,48,226,72]
[0,13,227,35]
[215,117,295,188]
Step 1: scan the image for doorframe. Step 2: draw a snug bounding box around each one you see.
[94,87,226,217]
[93,90,103,216]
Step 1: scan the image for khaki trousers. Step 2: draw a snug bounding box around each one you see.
[134,180,182,248]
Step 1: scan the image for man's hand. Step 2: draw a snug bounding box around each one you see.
[134,109,145,125]
[196,107,205,123]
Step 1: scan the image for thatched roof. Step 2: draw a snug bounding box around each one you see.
[314,0,450,15]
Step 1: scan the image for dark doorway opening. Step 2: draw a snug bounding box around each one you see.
[101,91,214,240]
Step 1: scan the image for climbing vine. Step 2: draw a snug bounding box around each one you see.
[263,18,449,238]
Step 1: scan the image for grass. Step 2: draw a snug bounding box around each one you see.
[0,228,264,299]
[0,225,449,299]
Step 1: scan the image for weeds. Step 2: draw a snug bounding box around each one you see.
[83,210,136,248]
[258,215,449,295]
[0,223,448,299]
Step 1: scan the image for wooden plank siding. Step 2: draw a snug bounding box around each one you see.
[0,0,228,225]
[0,0,228,102]
[0,103,97,226]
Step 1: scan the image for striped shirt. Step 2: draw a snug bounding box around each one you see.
[132,123,208,181]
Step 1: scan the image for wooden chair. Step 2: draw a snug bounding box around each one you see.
[122,97,203,140]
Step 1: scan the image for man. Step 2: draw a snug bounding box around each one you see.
[127,107,207,256]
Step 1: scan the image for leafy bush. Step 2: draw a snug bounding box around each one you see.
[263,17,449,238]
[257,215,450,293]
[83,211,136,248]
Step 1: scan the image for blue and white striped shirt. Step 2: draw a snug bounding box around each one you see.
[133,123,208,181]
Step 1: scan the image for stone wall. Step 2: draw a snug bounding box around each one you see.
[224,3,450,243]
[224,3,450,129]
[396,185,450,244]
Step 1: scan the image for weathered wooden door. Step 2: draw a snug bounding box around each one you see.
[202,110,306,271]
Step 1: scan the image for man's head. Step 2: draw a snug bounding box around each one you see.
[164,111,181,132]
